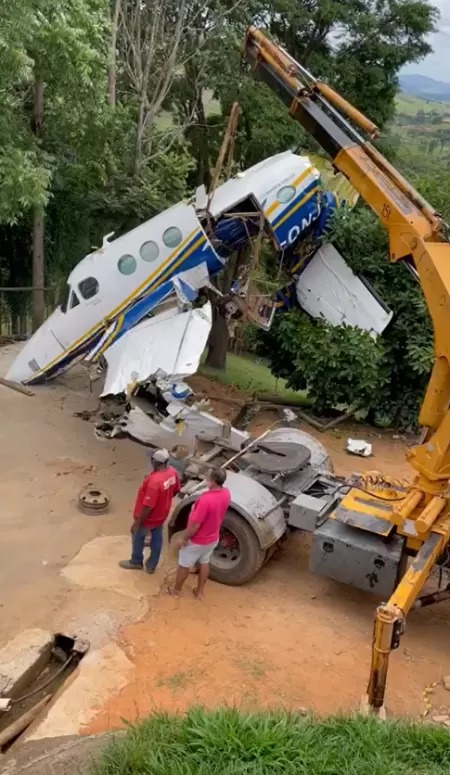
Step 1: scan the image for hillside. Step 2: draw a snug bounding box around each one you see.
[396,91,450,116]
[399,73,450,102]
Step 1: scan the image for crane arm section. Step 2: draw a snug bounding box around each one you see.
[244,26,450,490]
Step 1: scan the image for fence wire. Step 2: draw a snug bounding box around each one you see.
[0,288,57,339]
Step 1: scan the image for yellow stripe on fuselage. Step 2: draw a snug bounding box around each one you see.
[32,228,204,378]
[264,166,315,217]
[275,186,320,231]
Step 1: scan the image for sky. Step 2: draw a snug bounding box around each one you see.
[402,0,450,80]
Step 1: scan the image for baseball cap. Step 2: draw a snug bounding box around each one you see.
[151,448,170,463]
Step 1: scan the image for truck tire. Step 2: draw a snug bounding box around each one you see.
[210,509,266,586]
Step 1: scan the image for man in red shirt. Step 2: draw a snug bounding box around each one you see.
[119,448,180,574]
[168,467,230,600]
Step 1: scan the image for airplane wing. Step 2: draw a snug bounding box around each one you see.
[294,244,393,336]
[100,302,212,397]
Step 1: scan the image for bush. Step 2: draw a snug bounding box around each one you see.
[259,205,434,428]
[259,311,386,414]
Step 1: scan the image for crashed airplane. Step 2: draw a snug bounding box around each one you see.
[6,150,392,389]
[6,150,393,446]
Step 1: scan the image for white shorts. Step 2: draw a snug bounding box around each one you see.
[178,540,218,568]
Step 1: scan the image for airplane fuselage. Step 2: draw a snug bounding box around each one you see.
[6,152,326,384]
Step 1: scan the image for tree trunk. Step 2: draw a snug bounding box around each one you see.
[32,208,45,331]
[32,73,45,332]
[204,304,229,370]
[193,86,211,189]
[107,0,121,107]
[204,243,253,370]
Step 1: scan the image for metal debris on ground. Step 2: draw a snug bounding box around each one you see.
[346,438,372,457]
[77,486,110,515]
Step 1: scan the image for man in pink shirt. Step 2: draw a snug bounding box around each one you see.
[169,467,230,600]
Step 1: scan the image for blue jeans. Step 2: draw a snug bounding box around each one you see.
[131,526,163,571]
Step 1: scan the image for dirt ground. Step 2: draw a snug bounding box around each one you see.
[1,343,450,738]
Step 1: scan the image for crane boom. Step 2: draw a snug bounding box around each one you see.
[244,26,450,712]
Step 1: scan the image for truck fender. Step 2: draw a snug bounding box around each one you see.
[169,470,286,550]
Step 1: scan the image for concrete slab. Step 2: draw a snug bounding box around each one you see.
[0,630,53,699]
[1,733,120,775]
[61,536,153,600]
[61,535,153,601]
[27,643,134,740]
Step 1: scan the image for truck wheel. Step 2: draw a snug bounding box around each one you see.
[210,510,266,586]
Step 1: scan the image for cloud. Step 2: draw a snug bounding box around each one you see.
[402,0,450,79]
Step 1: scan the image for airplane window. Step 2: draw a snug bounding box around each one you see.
[277,185,296,204]
[140,241,160,262]
[118,254,137,275]
[70,291,80,309]
[78,276,99,300]
[163,226,182,249]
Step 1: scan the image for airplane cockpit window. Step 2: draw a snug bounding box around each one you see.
[118,254,137,275]
[70,291,80,309]
[277,185,296,204]
[140,241,160,262]
[163,226,182,248]
[59,283,71,314]
[78,276,99,300]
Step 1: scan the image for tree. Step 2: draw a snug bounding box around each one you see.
[259,204,435,428]
[187,0,438,369]
[0,0,109,328]
[267,0,438,125]
[0,0,196,329]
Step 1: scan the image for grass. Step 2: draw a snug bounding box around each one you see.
[157,670,193,692]
[395,92,450,117]
[199,352,308,404]
[235,656,269,679]
[90,708,450,775]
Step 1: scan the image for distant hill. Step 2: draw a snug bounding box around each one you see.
[399,74,450,102]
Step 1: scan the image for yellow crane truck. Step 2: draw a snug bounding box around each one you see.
[169,27,450,714]
[244,26,450,713]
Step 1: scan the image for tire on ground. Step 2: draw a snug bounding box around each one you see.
[210,509,266,586]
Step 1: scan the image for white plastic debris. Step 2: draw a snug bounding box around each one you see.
[346,438,372,457]
[283,408,297,424]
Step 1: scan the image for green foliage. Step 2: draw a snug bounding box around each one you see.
[259,204,436,428]
[266,0,437,125]
[330,207,434,427]
[259,310,386,413]
[91,707,450,775]
[199,352,307,401]
[0,0,195,287]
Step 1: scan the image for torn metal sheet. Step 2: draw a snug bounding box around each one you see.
[116,404,249,452]
[295,244,393,336]
[101,303,212,397]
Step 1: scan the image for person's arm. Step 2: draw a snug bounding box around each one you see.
[183,498,206,545]
[131,506,152,533]
[131,480,159,533]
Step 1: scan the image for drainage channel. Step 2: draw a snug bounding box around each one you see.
[0,633,89,752]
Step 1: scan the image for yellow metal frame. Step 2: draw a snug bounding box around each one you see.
[243,26,450,711]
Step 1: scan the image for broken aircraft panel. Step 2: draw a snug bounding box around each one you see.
[100,303,212,398]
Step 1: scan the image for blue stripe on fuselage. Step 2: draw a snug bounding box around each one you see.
[28,230,222,383]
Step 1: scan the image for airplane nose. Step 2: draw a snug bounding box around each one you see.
[5,317,64,384]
